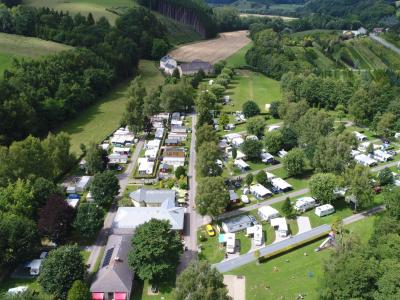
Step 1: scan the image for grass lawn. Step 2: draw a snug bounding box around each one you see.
[58,60,164,154]
[80,250,91,264]
[198,229,226,264]
[0,52,14,75]
[226,215,377,300]
[225,42,253,68]
[271,167,313,190]
[132,279,175,300]
[224,70,281,113]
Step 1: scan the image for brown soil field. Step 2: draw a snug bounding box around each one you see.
[168,30,251,64]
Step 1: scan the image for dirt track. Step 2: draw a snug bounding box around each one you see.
[168,30,251,64]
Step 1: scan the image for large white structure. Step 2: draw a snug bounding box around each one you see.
[354,154,377,166]
[160,55,177,75]
[250,184,272,198]
[271,177,292,192]
[294,197,316,212]
[258,206,280,222]
[270,217,289,237]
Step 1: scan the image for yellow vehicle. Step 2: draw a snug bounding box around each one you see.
[206,224,215,237]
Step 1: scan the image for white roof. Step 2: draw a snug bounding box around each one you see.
[351,149,360,157]
[258,205,279,218]
[295,197,316,208]
[236,150,246,160]
[268,125,281,132]
[315,204,334,212]
[113,147,131,153]
[66,198,79,208]
[145,148,158,158]
[145,139,161,149]
[353,131,367,140]
[270,217,288,231]
[246,224,262,235]
[374,149,392,159]
[266,172,276,181]
[226,233,235,246]
[250,184,272,197]
[76,176,91,189]
[25,259,42,270]
[108,153,128,159]
[224,133,242,142]
[101,143,110,150]
[271,177,292,190]
[278,149,288,157]
[261,152,274,161]
[138,159,154,174]
[354,154,377,166]
[234,159,249,169]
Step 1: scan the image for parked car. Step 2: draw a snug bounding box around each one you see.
[206,224,215,237]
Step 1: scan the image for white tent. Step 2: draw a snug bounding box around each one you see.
[234,159,249,170]
[258,206,280,221]
[250,184,272,198]
[271,177,292,191]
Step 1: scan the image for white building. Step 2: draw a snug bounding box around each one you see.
[162,156,185,170]
[138,158,154,175]
[250,184,272,198]
[353,131,368,142]
[232,137,244,148]
[294,197,316,212]
[258,206,280,222]
[159,55,177,75]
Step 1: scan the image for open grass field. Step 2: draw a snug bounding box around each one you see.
[58,60,164,154]
[224,70,281,112]
[169,30,251,63]
[226,215,377,300]
[0,32,72,74]
[239,13,298,21]
[225,42,253,68]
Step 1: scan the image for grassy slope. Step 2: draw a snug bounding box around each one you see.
[23,0,202,45]
[0,32,72,74]
[58,60,164,154]
[226,215,377,300]
[224,70,281,113]
[225,42,253,68]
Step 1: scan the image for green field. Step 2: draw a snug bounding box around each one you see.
[58,60,164,154]
[24,0,202,45]
[226,215,377,300]
[225,42,253,68]
[224,70,281,113]
[0,32,72,74]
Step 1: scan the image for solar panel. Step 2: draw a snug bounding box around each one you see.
[102,247,114,268]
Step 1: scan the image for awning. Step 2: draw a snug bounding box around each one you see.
[91,293,104,300]
[114,292,127,300]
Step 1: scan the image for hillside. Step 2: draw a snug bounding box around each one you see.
[0,32,72,74]
[23,0,202,45]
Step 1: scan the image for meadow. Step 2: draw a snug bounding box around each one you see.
[225,42,253,68]
[224,70,281,113]
[226,215,377,300]
[58,60,164,154]
[0,32,72,74]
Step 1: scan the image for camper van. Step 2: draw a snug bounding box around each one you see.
[315,204,335,217]
[226,233,236,254]
[294,197,316,212]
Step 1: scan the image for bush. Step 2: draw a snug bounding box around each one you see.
[242,101,261,118]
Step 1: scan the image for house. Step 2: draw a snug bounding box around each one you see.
[271,178,292,192]
[112,198,185,233]
[110,128,134,146]
[229,190,239,203]
[168,132,187,141]
[178,59,213,76]
[246,225,263,246]
[354,154,377,167]
[69,176,92,193]
[373,149,392,162]
[129,188,176,207]
[270,217,289,237]
[353,131,368,142]
[108,153,128,164]
[250,184,272,198]
[234,159,249,171]
[155,128,165,140]
[90,235,134,300]
[162,156,185,170]
[137,158,154,175]
[221,215,255,233]
[258,206,280,222]
[164,147,185,158]
[160,55,177,75]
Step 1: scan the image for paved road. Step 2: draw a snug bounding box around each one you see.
[87,140,144,272]
[214,205,385,272]
[217,188,310,220]
[178,115,203,272]
[371,160,399,172]
[370,34,400,55]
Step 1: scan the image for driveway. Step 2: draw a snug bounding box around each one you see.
[297,216,312,234]
[223,275,245,300]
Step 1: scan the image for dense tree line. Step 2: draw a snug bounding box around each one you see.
[0,5,169,144]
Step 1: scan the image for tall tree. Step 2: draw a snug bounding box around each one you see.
[174,261,230,300]
[196,141,222,177]
[143,88,161,118]
[91,171,120,207]
[123,76,146,134]
[0,179,34,218]
[344,165,373,211]
[246,116,266,138]
[242,100,260,118]
[264,130,283,154]
[283,148,306,177]
[196,176,229,217]
[73,203,105,238]
[39,245,86,299]
[67,280,91,300]
[85,142,108,174]
[196,124,219,151]
[309,173,337,204]
[128,219,182,283]
[241,139,262,160]
[160,80,194,112]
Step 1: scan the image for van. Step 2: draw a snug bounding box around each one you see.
[314,204,335,217]
[294,197,316,212]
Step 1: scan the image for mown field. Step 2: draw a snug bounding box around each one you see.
[224,70,281,113]
[58,60,164,154]
[226,215,377,300]
[23,0,202,45]
[0,32,72,74]
[225,42,253,68]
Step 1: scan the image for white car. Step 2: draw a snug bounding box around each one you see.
[241,195,250,204]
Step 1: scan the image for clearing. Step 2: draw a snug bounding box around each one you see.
[224,70,281,112]
[168,30,251,64]
[58,60,164,154]
[0,32,72,74]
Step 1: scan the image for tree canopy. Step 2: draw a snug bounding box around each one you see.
[196,176,229,217]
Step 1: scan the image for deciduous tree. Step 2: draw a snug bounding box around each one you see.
[91,171,120,207]
[67,280,90,300]
[73,203,105,239]
[196,142,222,177]
[241,139,262,160]
[283,148,306,177]
[246,116,266,138]
[196,176,229,217]
[242,100,260,118]
[264,130,283,154]
[309,173,337,204]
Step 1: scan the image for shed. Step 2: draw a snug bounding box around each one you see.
[258,206,280,221]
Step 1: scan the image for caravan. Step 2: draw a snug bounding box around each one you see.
[226,233,236,253]
[314,204,335,217]
[294,197,316,212]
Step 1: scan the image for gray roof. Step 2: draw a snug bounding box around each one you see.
[113,200,185,231]
[90,235,134,294]
[222,215,253,232]
[160,55,172,62]
[229,190,239,201]
[180,60,213,73]
[129,189,176,205]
